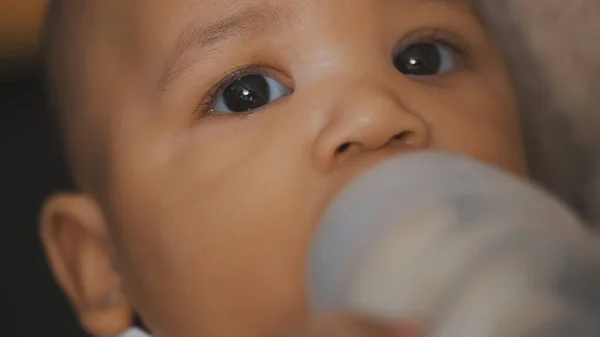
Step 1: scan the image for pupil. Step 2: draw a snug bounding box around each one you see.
[223,75,270,112]
[394,43,441,75]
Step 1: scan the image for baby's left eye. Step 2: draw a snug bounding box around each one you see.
[394,42,458,76]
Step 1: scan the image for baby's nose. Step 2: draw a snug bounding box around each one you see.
[311,83,429,172]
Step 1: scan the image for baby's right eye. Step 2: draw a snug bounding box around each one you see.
[213,74,291,114]
[394,42,458,76]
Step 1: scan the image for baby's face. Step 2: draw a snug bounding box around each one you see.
[45,0,527,336]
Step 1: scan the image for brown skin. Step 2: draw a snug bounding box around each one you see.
[40,0,527,336]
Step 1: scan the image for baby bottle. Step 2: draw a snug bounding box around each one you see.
[308,151,600,337]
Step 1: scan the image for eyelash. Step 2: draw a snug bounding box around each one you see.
[397,29,469,59]
[194,30,468,117]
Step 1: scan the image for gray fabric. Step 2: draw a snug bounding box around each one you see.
[479,0,600,226]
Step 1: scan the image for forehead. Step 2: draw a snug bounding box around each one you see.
[78,0,474,82]
[83,0,474,51]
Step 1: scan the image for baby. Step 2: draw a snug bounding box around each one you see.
[40,0,528,336]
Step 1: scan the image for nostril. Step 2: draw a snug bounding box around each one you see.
[393,131,412,142]
[336,142,352,154]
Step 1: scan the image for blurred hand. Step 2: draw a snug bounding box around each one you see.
[280,315,422,337]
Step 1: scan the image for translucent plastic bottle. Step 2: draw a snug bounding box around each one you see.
[308,151,600,337]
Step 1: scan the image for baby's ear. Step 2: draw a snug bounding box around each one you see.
[39,193,133,336]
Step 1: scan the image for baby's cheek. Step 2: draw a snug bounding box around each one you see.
[427,76,524,174]
[111,163,317,336]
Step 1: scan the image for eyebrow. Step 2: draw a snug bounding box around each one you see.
[157,4,293,91]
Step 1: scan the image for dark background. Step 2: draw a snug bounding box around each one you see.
[2,57,87,337]
[1,2,107,335]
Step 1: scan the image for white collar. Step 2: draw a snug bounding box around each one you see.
[107,327,151,337]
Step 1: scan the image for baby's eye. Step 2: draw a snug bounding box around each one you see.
[394,42,458,76]
[213,74,291,113]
